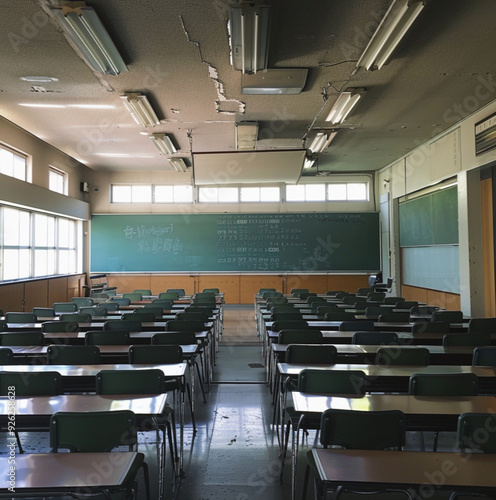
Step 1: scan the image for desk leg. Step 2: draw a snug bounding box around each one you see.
[179,384,185,478]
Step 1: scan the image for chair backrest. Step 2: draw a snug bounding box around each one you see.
[78,306,108,317]
[291,288,309,296]
[50,410,137,452]
[99,301,120,312]
[259,288,276,295]
[270,312,303,321]
[442,332,491,347]
[85,330,131,345]
[133,289,151,296]
[122,292,142,302]
[32,307,55,319]
[59,313,92,323]
[262,291,280,299]
[339,320,375,332]
[4,312,37,323]
[315,305,339,317]
[185,305,216,314]
[266,296,289,306]
[472,346,496,366]
[457,412,496,453]
[320,408,406,450]
[378,312,411,322]
[129,344,183,364]
[410,305,440,317]
[195,292,215,299]
[103,319,142,332]
[0,348,14,364]
[202,288,219,293]
[137,306,164,319]
[152,332,197,345]
[324,313,357,322]
[364,306,388,317]
[285,344,337,364]
[192,297,217,305]
[0,331,44,346]
[165,320,205,332]
[394,301,419,310]
[71,297,94,308]
[0,321,7,332]
[298,292,317,300]
[110,297,131,306]
[351,331,399,345]
[376,346,430,366]
[167,288,185,296]
[148,299,174,310]
[432,310,464,323]
[175,312,209,323]
[270,305,298,314]
[409,372,478,396]
[298,368,367,395]
[0,370,63,396]
[96,368,165,394]
[270,320,308,332]
[356,288,373,296]
[121,311,156,322]
[367,292,386,302]
[52,302,78,313]
[326,291,345,297]
[411,321,450,334]
[159,291,180,300]
[307,296,326,305]
[383,297,405,305]
[41,321,80,333]
[91,292,109,299]
[468,317,496,333]
[278,329,323,344]
[47,345,101,365]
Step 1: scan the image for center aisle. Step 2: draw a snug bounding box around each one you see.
[172,304,291,499]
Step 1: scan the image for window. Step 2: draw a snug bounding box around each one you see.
[240,186,280,202]
[154,185,193,203]
[287,182,369,202]
[49,166,67,195]
[111,185,152,203]
[111,184,193,203]
[198,187,239,203]
[287,184,326,201]
[328,182,368,201]
[0,205,82,281]
[0,145,27,181]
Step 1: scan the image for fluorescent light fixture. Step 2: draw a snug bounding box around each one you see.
[150,134,177,156]
[308,131,337,153]
[356,0,425,71]
[169,158,188,172]
[241,68,308,95]
[236,122,259,150]
[303,157,316,169]
[19,103,66,108]
[325,92,361,124]
[121,93,160,127]
[52,2,128,75]
[228,2,270,74]
[20,76,59,83]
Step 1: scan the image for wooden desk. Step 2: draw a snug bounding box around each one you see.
[0,452,139,498]
[312,449,496,496]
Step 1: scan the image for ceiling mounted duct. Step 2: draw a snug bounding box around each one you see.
[242,69,308,95]
[236,122,259,150]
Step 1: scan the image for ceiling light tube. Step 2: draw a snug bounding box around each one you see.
[308,131,338,153]
[168,158,188,172]
[325,92,361,124]
[356,0,425,71]
[150,133,177,155]
[228,2,270,74]
[236,122,259,150]
[303,157,316,169]
[121,93,160,127]
[52,2,128,75]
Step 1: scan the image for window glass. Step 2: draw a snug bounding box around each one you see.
[112,185,132,202]
[131,185,152,203]
[328,184,347,201]
[348,183,368,200]
[173,185,193,202]
[218,187,238,203]
[199,187,218,203]
[240,187,259,202]
[286,185,305,201]
[49,167,66,194]
[305,184,325,201]
[154,185,173,203]
[260,187,280,202]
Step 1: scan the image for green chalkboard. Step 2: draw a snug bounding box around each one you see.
[399,186,458,246]
[90,213,380,272]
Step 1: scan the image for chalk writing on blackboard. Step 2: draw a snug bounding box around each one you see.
[124,225,183,255]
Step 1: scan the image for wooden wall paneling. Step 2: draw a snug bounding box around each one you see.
[48,277,69,305]
[0,283,25,312]
[327,275,370,294]
[107,275,141,294]
[239,275,284,304]
[285,275,328,294]
[481,177,496,316]
[198,275,240,304]
[151,275,195,295]
[67,275,82,299]
[444,291,461,311]
[401,285,428,304]
[427,289,447,309]
[24,280,48,311]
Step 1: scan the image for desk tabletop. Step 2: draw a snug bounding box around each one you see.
[0,452,138,492]
[8,344,198,356]
[312,449,496,489]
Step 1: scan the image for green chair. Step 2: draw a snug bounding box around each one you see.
[185,305,216,314]
[291,288,309,296]
[192,297,217,305]
[136,306,164,319]
[457,412,496,453]
[302,409,406,500]
[202,288,219,294]
[0,331,44,346]
[71,297,94,308]
[321,311,354,321]
[133,289,152,296]
[50,410,150,500]
[41,320,79,333]
[364,306,389,318]
[4,312,37,323]
[270,305,298,314]
[122,292,143,302]
[342,295,361,305]
[47,345,101,364]
[410,305,440,317]
[148,299,174,310]
[59,312,92,323]
[78,305,108,317]
[99,301,120,312]
[167,288,185,296]
[0,321,8,332]
[468,317,496,333]
[175,312,209,323]
[378,312,411,322]
[152,332,198,345]
[383,296,405,305]
[0,370,63,452]
[266,296,289,306]
[442,332,491,347]
[412,321,450,334]
[165,320,205,332]
[473,346,496,366]
[298,292,317,300]
[326,290,345,297]
[110,297,131,306]
[376,346,430,366]
[52,302,78,313]
[270,312,303,321]
[270,320,308,332]
[285,344,337,364]
[356,287,373,296]
[307,296,326,306]
[432,310,464,323]
[409,372,478,451]
[91,292,110,299]
[259,288,276,295]
[278,330,323,344]
[32,307,55,319]
[103,319,142,332]
[129,344,183,364]
[339,320,375,331]
[195,292,215,300]
[263,291,283,299]
[366,291,386,302]
[352,331,399,345]
[0,348,14,364]
[159,291,180,300]
[85,330,131,345]
[395,301,419,310]
[121,311,156,322]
